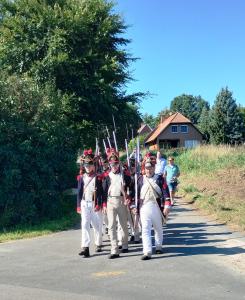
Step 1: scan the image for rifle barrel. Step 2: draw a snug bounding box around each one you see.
[103,139,107,153]
[125,139,130,168]
[113,131,118,152]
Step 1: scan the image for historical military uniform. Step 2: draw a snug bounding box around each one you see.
[77,149,104,257]
[102,149,131,259]
[137,153,171,260]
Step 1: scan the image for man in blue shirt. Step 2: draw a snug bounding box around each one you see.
[155,151,167,176]
[164,156,180,205]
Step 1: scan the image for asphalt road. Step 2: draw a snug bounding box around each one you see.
[1,199,245,300]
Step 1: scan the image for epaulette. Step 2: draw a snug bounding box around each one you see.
[76,174,82,181]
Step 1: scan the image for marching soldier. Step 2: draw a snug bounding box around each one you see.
[102,149,132,259]
[77,149,104,258]
[137,152,171,260]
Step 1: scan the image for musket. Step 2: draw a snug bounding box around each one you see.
[106,126,112,148]
[95,138,101,174]
[134,137,140,229]
[95,138,99,156]
[134,137,140,209]
[125,139,130,169]
[112,131,118,152]
[102,139,107,154]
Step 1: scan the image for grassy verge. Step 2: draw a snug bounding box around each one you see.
[0,194,80,243]
[181,181,245,229]
[175,145,245,231]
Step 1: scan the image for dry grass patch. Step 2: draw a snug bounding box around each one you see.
[180,167,245,230]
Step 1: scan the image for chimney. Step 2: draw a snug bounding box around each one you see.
[160,115,164,123]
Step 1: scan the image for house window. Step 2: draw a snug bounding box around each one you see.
[171,125,178,133]
[184,140,200,148]
[181,125,188,133]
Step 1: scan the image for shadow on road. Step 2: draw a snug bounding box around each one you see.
[160,205,245,259]
[75,202,245,261]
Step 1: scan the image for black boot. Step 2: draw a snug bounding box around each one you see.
[83,247,90,258]
[108,254,120,259]
[121,248,128,253]
[129,235,135,242]
[79,247,90,257]
[78,248,86,256]
[141,255,151,260]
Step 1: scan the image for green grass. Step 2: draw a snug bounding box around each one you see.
[177,145,245,231]
[182,189,245,230]
[0,212,80,243]
[183,184,199,193]
[175,144,245,175]
[0,194,80,243]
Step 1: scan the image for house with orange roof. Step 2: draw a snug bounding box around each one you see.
[137,123,152,136]
[144,112,203,150]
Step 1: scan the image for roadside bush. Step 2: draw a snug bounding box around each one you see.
[0,74,78,228]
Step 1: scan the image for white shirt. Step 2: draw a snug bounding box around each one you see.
[155,158,167,175]
[140,175,162,204]
[82,173,96,202]
[108,171,123,197]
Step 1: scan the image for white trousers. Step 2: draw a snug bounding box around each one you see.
[80,200,103,248]
[103,212,108,232]
[140,202,163,255]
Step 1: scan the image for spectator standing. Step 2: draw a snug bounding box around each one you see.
[164,157,180,205]
[155,151,167,176]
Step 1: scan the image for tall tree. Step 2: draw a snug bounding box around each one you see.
[238,105,245,140]
[0,0,143,147]
[0,72,77,227]
[198,106,211,142]
[209,87,244,144]
[0,0,143,227]
[170,94,209,124]
[238,105,245,124]
[141,113,157,129]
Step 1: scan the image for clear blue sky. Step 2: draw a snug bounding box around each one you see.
[115,0,245,116]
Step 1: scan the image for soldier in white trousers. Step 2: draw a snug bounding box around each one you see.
[77,149,104,258]
[137,153,171,260]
